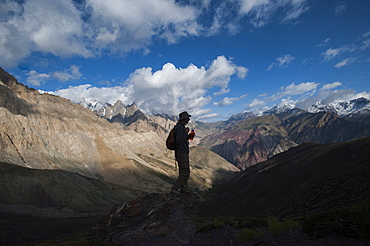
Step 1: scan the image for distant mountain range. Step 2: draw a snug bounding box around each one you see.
[75,92,370,170]
[262,97,370,118]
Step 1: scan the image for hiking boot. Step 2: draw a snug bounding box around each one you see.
[170,188,181,195]
[180,188,192,195]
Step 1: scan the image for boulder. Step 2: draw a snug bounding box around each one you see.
[91,192,200,245]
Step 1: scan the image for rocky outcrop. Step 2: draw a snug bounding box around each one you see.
[91,192,200,245]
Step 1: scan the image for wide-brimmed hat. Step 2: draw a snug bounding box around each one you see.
[179,111,191,120]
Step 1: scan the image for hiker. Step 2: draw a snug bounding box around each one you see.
[170,111,195,195]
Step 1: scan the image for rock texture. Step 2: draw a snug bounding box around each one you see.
[201,115,297,170]
[91,192,200,245]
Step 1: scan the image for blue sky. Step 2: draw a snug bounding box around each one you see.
[1,0,370,121]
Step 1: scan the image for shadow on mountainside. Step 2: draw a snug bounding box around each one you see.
[0,212,102,245]
[199,137,370,219]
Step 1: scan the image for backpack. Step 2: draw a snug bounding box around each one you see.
[166,125,177,150]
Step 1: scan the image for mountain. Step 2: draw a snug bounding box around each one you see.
[200,105,370,169]
[276,110,370,144]
[307,97,370,117]
[200,137,370,218]
[76,91,370,171]
[0,68,238,204]
[201,115,297,170]
[262,97,370,118]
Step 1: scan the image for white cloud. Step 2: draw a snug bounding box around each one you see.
[52,65,82,82]
[247,98,266,108]
[295,89,370,110]
[0,0,201,68]
[318,38,331,47]
[267,54,295,70]
[335,2,347,16]
[26,70,51,86]
[49,56,248,118]
[213,88,231,96]
[238,0,309,27]
[214,94,247,107]
[246,80,369,114]
[280,82,318,96]
[198,113,220,120]
[320,82,342,90]
[264,81,319,103]
[0,0,311,67]
[321,31,370,63]
[322,47,343,61]
[334,58,355,69]
[25,65,82,86]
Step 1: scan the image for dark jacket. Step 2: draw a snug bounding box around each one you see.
[174,121,189,154]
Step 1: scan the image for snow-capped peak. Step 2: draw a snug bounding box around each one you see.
[307,97,370,116]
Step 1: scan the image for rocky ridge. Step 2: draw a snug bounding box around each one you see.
[91,192,200,245]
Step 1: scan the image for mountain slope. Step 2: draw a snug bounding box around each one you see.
[200,137,370,218]
[277,110,370,144]
[201,107,370,169]
[201,115,297,169]
[0,161,135,217]
[0,68,237,199]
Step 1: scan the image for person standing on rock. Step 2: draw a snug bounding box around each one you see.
[170,111,195,195]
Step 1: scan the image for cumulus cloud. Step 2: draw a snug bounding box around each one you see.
[246,81,320,112]
[247,98,266,108]
[277,82,318,97]
[0,0,311,67]
[52,65,83,82]
[267,54,295,70]
[0,0,201,68]
[26,70,51,86]
[49,56,248,118]
[25,65,82,86]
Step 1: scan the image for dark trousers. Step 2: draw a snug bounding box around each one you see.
[173,151,190,190]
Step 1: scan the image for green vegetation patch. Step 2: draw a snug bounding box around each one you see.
[235,228,264,242]
[268,218,300,235]
[303,202,370,239]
